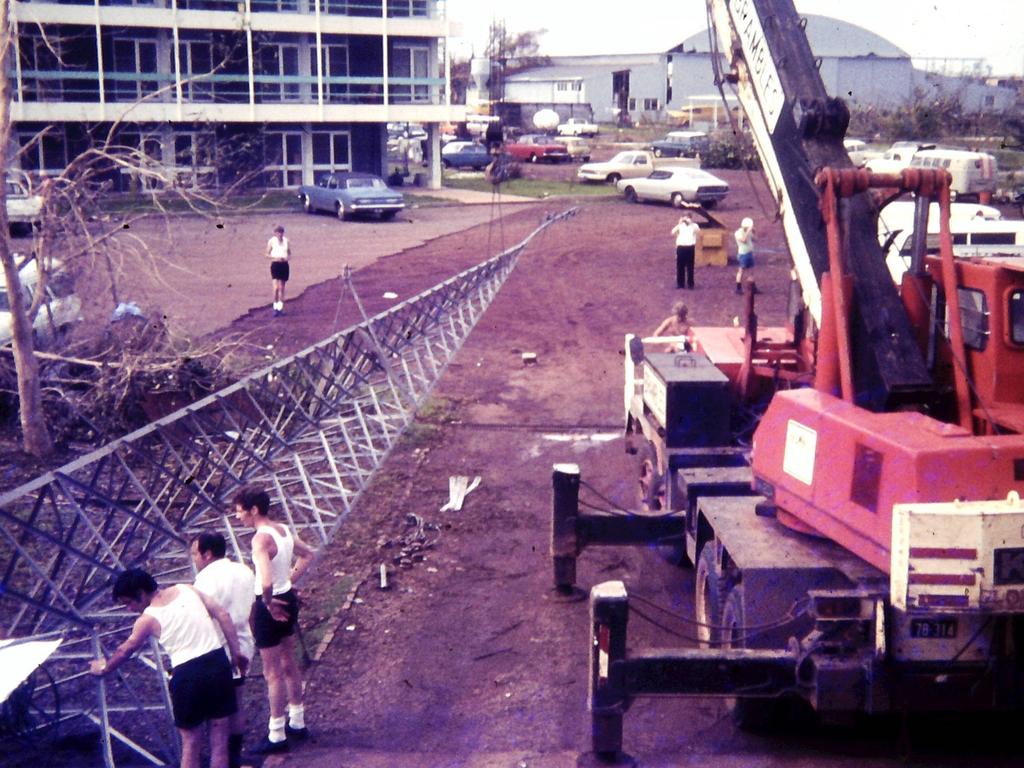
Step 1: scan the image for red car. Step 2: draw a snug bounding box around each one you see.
[505,134,571,164]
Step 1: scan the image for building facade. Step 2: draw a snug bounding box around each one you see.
[10,0,465,189]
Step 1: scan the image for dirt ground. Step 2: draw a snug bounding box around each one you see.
[20,160,1024,766]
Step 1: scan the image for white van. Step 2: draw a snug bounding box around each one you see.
[908,148,997,202]
[878,201,1024,281]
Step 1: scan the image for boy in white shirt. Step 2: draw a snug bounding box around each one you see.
[266,225,291,316]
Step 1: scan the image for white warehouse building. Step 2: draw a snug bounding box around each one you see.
[496,15,1014,128]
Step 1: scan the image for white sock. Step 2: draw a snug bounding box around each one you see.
[268,715,287,743]
[288,703,305,730]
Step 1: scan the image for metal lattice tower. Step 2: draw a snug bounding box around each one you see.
[0,209,575,765]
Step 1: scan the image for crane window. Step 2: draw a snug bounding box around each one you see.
[851,443,882,513]
[1010,290,1024,345]
[954,288,989,351]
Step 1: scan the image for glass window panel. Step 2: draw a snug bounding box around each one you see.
[1010,291,1024,345]
[332,134,349,165]
[312,133,331,165]
[285,135,302,165]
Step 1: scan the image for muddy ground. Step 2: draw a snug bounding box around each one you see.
[18,159,1024,767]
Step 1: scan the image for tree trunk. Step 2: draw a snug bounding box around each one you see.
[0,8,54,457]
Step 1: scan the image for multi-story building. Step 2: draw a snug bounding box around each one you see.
[9,0,464,190]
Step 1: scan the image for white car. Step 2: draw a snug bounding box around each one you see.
[557,118,599,137]
[553,136,592,162]
[0,258,82,348]
[616,167,730,209]
[578,151,657,183]
[6,179,42,237]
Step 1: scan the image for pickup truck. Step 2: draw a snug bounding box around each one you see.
[6,178,43,236]
[577,150,697,184]
[557,118,599,137]
[297,171,405,221]
[504,134,571,164]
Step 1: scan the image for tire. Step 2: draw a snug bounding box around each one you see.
[656,469,692,567]
[721,585,779,730]
[336,202,348,221]
[654,148,663,158]
[671,192,685,208]
[442,159,452,169]
[380,211,397,221]
[302,195,313,213]
[695,544,723,647]
[703,200,718,210]
[607,173,621,184]
[623,186,638,203]
[529,154,539,164]
[637,440,665,512]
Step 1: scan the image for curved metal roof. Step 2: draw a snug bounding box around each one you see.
[675,14,908,59]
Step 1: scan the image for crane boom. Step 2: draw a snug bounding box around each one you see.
[707,0,933,410]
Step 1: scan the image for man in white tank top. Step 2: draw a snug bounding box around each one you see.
[233,484,316,754]
[192,532,256,768]
[89,568,245,768]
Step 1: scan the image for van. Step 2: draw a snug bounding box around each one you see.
[878,201,1024,281]
[864,142,934,174]
[908,148,997,202]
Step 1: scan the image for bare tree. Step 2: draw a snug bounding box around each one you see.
[1,14,258,458]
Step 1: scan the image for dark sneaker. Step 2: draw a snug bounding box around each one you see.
[251,737,289,755]
[286,724,310,742]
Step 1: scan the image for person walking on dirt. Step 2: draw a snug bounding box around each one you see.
[192,533,256,768]
[266,225,291,317]
[734,217,755,294]
[232,485,316,755]
[652,301,695,353]
[671,213,700,289]
[89,568,246,768]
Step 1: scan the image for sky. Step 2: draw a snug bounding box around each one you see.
[445,0,1024,77]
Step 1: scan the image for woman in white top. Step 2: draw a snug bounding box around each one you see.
[266,224,291,317]
[233,484,316,754]
[89,568,245,768]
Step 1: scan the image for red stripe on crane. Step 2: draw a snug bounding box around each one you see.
[909,547,978,560]
[908,573,976,586]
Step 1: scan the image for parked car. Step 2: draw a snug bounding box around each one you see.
[616,167,730,208]
[441,140,476,156]
[505,134,570,164]
[650,131,708,158]
[553,136,592,162]
[298,172,405,221]
[557,118,599,137]
[577,150,695,184]
[909,148,997,202]
[442,143,492,171]
[6,178,42,237]
[843,138,881,167]
[0,257,81,348]
[864,141,935,175]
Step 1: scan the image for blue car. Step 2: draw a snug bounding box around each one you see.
[298,172,405,221]
[442,143,493,171]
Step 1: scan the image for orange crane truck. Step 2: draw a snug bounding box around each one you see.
[549,0,1024,758]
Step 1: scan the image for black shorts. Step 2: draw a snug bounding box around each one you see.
[270,260,290,282]
[169,648,236,730]
[252,590,299,649]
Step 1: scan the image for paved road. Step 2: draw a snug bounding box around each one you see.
[100,200,538,338]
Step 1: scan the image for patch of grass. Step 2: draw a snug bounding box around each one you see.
[301,572,359,655]
[442,175,618,199]
[404,395,462,445]
[99,189,301,216]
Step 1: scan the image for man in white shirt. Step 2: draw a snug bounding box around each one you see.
[192,532,256,768]
[671,213,701,289]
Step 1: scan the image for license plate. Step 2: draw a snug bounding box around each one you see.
[910,618,958,639]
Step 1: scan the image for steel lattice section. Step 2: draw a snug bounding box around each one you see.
[0,208,575,765]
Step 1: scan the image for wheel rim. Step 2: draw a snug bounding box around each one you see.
[672,193,683,208]
[303,196,311,211]
[608,174,620,184]
[336,204,344,219]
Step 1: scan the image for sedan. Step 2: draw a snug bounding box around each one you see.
[616,167,730,209]
[298,172,405,221]
[442,143,493,171]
